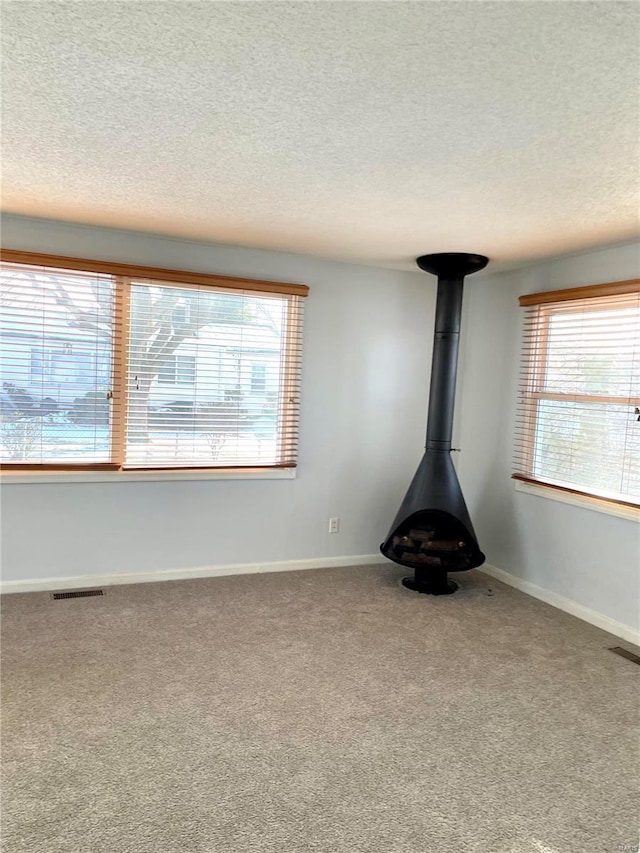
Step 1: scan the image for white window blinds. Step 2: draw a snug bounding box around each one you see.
[514,282,640,506]
[1,251,307,471]
[123,280,303,469]
[0,262,119,466]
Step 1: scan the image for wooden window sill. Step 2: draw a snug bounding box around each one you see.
[0,467,296,485]
[513,478,640,522]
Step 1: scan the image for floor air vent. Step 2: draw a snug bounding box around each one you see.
[609,646,640,666]
[52,589,104,600]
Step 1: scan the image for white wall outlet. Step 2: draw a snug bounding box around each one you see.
[328,517,340,534]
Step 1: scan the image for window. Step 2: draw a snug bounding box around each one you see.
[158,355,197,385]
[250,363,267,393]
[514,279,640,507]
[1,251,307,471]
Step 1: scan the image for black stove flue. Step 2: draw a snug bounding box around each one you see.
[381,252,489,595]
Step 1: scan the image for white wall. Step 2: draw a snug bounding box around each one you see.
[0,214,447,582]
[457,242,640,637]
[2,216,637,641]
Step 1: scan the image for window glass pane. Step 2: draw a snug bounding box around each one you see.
[544,305,639,397]
[176,355,196,384]
[251,363,267,393]
[516,291,640,505]
[1,264,114,463]
[157,356,177,385]
[125,283,295,468]
[532,400,640,501]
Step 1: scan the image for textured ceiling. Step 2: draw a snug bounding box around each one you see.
[1,1,639,270]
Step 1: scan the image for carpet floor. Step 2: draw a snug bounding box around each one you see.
[1,564,639,853]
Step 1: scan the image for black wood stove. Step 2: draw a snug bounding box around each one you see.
[381,252,489,595]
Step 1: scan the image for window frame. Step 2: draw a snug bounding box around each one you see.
[513,278,640,513]
[0,250,308,477]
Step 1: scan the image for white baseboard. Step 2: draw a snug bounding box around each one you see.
[480,563,640,647]
[3,556,638,647]
[0,554,386,595]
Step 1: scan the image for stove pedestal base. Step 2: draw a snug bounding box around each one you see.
[402,568,458,595]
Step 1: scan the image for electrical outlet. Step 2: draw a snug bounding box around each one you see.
[328,517,340,534]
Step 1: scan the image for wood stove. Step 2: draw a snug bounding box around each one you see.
[380,252,488,595]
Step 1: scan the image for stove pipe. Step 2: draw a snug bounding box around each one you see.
[380,252,489,595]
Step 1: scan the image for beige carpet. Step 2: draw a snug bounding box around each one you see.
[1,564,639,853]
